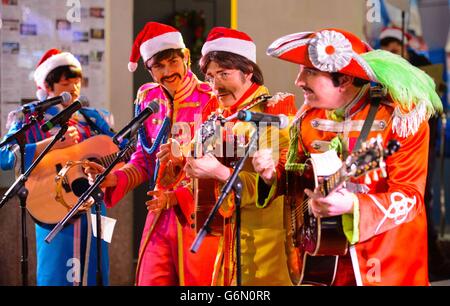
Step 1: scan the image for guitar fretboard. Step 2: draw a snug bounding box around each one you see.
[320,169,344,196]
[99,149,134,168]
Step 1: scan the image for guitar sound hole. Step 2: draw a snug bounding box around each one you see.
[71,178,90,197]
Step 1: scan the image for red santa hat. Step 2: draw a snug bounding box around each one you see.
[128,22,185,72]
[201,27,257,63]
[33,49,81,100]
[379,26,412,43]
[379,26,427,51]
[266,28,378,82]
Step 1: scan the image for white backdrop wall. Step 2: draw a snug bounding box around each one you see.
[237,0,366,106]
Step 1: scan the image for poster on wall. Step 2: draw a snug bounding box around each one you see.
[0,0,106,135]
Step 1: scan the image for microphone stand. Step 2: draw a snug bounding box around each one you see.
[44,135,137,286]
[190,126,259,286]
[439,111,447,237]
[0,113,42,150]
[234,178,243,286]
[92,186,105,286]
[401,10,406,59]
[0,117,68,286]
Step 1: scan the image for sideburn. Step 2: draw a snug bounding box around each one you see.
[239,71,247,83]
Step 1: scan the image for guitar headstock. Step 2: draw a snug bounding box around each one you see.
[191,113,225,157]
[344,135,400,181]
[200,113,221,144]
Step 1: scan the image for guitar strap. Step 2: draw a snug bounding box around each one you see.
[78,108,107,136]
[352,86,384,152]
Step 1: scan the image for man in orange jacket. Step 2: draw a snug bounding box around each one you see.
[253,28,442,285]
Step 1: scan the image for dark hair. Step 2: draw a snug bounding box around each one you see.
[145,48,185,69]
[199,51,264,85]
[330,72,369,88]
[45,65,82,90]
[380,37,402,48]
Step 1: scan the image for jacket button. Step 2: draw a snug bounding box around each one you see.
[191,213,195,220]
[312,143,321,150]
[190,223,196,229]
[379,121,386,129]
[311,120,319,128]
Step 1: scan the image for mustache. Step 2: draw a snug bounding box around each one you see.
[216,88,236,100]
[161,73,182,82]
[217,88,230,95]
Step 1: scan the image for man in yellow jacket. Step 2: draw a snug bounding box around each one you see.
[184,27,297,285]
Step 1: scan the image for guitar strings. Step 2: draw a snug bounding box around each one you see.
[291,197,310,218]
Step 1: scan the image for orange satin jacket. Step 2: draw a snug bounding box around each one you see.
[283,86,429,286]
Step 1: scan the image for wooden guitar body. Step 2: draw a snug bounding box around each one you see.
[26,135,124,224]
[284,138,400,285]
[285,169,343,285]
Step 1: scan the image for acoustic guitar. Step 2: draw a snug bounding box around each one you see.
[26,135,132,224]
[285,136,400,285]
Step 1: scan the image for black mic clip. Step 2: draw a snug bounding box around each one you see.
[112,100,160,146]
[41,101,82,133]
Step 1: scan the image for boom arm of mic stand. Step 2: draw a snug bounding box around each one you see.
[190,130,258,253]
[0,115,40,149]
[44,137,136,244]
[0,112,45,286]
[0,124,68,209]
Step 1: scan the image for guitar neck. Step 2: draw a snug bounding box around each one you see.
[99,149,133,168]
[320,169,347,196]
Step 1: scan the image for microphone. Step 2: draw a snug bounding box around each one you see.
[77,95,90,107]
[236,110,289,129]
[41,100,82,132]
[21,92,71,114]
[112,100,160,145]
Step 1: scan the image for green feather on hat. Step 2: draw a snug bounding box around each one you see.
[362,49,443,137]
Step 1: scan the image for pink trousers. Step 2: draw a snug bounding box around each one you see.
[136,208,220,286]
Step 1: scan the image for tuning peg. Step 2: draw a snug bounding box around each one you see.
[365,173,372,185]
[362,142,367,151]
[372,170,379,182]
[379,159,387,178]
[376,134,383,145]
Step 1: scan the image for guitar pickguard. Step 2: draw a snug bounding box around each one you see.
[55,163,71,193]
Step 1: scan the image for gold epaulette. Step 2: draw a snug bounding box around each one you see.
[264,92,297,116]
[135,82,160,105]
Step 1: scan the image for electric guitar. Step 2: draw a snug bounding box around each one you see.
[191,113,230,235]
[26,135,133,224]
[285,136,400,285]
[191,94,275,235]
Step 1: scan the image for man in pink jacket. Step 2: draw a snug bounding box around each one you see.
[85,22,219,285]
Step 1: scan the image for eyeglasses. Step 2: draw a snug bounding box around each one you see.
[205,71,234,84]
